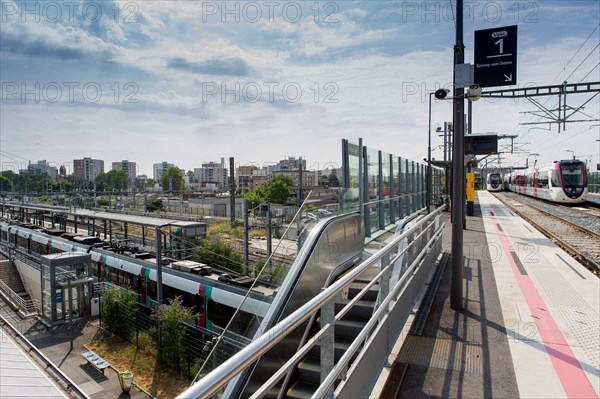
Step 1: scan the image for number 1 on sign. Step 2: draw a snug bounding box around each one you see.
[495,38,504,54]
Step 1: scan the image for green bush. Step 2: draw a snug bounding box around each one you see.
[101,287,137,340]
[151,297,198,372]
[137,331,156,356]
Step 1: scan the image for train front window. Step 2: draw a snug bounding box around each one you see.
[561,166,583,188]
[551,170,560,187]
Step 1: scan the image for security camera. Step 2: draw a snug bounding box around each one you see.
[434,88,450,100]
[467,84,482,102]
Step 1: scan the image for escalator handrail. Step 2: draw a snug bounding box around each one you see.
[177,205,445,399]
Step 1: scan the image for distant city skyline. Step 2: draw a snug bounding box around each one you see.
[1,1,599,175]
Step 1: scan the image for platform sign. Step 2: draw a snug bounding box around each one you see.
[56,291,62,304]
[465,134,498,155]
[474,25,517,87]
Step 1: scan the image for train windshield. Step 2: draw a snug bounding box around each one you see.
[489,175,501,184]
[561,164,584,188]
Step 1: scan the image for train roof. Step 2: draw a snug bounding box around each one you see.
[1,202,205,228]
[1,220,276,300]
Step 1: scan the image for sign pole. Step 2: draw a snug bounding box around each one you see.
[451,0,465,311]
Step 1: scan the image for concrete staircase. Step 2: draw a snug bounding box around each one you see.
[0,259,36,315]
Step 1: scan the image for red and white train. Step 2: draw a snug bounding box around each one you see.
[486,173,503,192]
[503,160,588,203]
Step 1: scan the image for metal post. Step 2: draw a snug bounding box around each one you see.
[358,138,364,217]
[243,199,249,276]
[427,92,433,214]
[296,160,303,245]
[229,157,235,223]
[466,100,474,217]
[266,200,272,280]
[155,227,163,306]
[363,146,371,237]
[451,0,465,311]
[68,277,73,351]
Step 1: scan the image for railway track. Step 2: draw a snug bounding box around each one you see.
[493,192,600,275]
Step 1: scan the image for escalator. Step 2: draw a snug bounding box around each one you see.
[221,212,366,399]
[284,277,379,398]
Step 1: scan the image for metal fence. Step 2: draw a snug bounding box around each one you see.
[98,289,211,379]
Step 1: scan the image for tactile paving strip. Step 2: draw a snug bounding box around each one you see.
[525,259,600,372]
[397,335,482,374]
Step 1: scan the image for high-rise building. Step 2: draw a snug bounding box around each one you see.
[237,165,265,192]
[73,158,104,183]
[194,160,227,189]
[27,160,58,181]
[112,160,138,182]
[267,156,307,176]
[153,161,174,182]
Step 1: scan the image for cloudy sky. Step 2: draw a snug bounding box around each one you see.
[1,0,599,176]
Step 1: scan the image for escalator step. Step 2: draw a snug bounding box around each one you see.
[286,381,318,399]
[335,300,375,320]
[297,356,320,383]
[335,318,366,340]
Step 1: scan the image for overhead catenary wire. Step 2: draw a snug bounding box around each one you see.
[513,23,600,142]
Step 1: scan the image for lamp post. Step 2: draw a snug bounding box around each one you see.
[566,150,576,160]
[427,92,433,214]
[427,89,450,214]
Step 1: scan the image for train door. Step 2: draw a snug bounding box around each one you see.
[198,285,206,329]
[139,267,147,305]
[140,267,151,307]
[204,285,213,331]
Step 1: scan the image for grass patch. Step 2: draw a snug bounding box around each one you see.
[86,336,190,398]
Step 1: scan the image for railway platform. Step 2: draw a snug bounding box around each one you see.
[392,191,599,399]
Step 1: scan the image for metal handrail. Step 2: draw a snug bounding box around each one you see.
[177,205,445,399]
[0,314,91,399]
[0,278,36,314]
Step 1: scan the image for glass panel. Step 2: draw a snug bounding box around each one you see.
[382,152,391,225]
[346,140,361,190]
[41,263,52,319]
[407,161,414,213]
[394,157,401,220]
[366,148,380,232]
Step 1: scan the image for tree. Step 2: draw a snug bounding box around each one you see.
[243,176,293,207]
[328,172,340,187]
[146,199,164,212]
[151,297,198,371]
[244,186,266,208]
[0,175,11,192]
[102,286,137,339]
[95,170,129,192]
[266,179,291,204]
[160,167,185,193]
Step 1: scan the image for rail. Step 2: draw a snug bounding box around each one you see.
[0,278,37,315]
[0,314,91,399]
[178,205,446,399]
